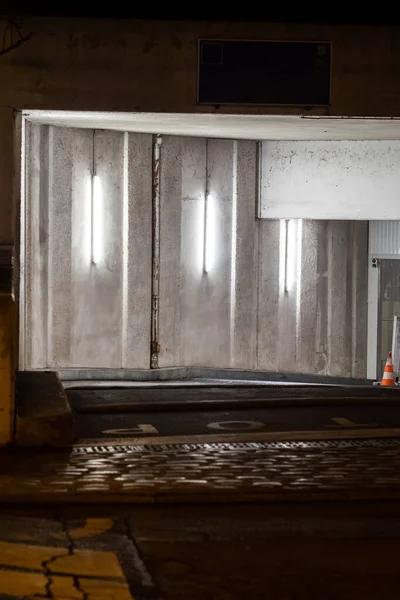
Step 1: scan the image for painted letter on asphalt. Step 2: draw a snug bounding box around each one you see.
[207,421,265,431]
[102,424,159,435]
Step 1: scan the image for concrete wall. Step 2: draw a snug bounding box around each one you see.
[0,16,388,441]
[3,18,400,243]
[24,122,152,369]
[258,220,368,377]
[159,138,259,368]
[23,126,368,377]
[158,137,367,376]
[261,141,400,219]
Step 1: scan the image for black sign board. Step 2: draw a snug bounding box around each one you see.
[198,40,331,106]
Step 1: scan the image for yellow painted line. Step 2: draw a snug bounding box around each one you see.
[50,575,83,599]
[50,548,124,579]
[103,424,159,435]
[75,427,400,447]
[0,539,66,571]
[0,570,134,599]
[69,518,113,540]
[80,577,134,600]
[0,539,124,578]
[0,570,48,597]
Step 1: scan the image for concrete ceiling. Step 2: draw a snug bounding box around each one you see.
[23,110,400,141]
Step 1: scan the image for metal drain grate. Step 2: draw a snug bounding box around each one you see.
[72,438,400,454]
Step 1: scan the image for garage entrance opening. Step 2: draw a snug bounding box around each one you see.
[19,111,400,382]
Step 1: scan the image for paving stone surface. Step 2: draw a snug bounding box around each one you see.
[2,440,400,503]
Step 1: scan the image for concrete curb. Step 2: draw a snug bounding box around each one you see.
[58,366,373,386]
[71,395,400,414]
[16,371,74,446]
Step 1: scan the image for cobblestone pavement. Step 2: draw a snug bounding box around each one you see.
[3,439,400,503]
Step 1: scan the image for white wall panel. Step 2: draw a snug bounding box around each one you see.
[24,126,152,369]
[49,127,80,367]
[159,137,235,368]
[369,221,400,254]
[261,140,400,220]
[72,130,124,368]
[24,122,49,369]
[158,136,184,367]
[179,138,208,365]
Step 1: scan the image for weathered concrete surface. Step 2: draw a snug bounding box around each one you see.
[24,124,152,370]
[261,140,400,220]
[24,129,368,377]
[58,367,372,384]
[15,371,73,446]
[157,137,368,376]
[3,18,400,244]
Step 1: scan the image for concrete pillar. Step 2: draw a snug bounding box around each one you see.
[315,222,329,375]
[231,141,258,368]
[25,122,50,368]
[351,221,368,377]
[158,136,183,367]
[327,221,352,377]
[159,137,252,368]
[77,130,125,367]
[70,128,96,366]
[203,139,234,367]
[124,133,152,368]
[257,220,280,371]
[48,126,73,367]
[296,220,318,374]
[179,137,207,365]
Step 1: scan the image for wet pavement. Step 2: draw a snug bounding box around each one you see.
[3,439,400,504]
[4,385,400,597]
[68,385,400,443]
[2,502,400,599]
[73,400,400,441]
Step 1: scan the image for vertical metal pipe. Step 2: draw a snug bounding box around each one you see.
[90,130,95,266]
[284,219,289,295]
[151,135,162,368]
[18,114,26,369]
[203,139,209,274]
[230,140,238,364]
[121,132,129,368]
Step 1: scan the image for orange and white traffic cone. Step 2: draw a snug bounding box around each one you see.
[381,351,396,386]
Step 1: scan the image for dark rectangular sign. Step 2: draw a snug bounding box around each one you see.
[198,40,331,106]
